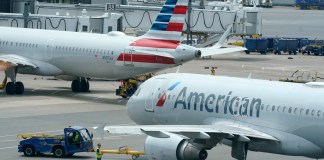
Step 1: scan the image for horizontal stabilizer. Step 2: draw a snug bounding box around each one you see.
[200,46,247,57]
[197,24,246,57]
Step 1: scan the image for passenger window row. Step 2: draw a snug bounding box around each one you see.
[261,104,323,117]
[0,40,38,48]
[55,46,113,55]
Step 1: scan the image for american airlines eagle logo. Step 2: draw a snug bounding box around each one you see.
[156,81,181,107]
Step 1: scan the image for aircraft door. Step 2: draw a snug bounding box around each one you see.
[45,39,54,59]
[145,79,163,112]
[145,84,154,112]
[123,47,134,66]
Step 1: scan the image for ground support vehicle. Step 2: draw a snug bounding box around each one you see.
[273,38,299,55]
[101,146,145,160]
[302,45,324,56]
[244,38,268,54]
[296,0,324,9]
[18,126,94,158]
[116,79,138,98]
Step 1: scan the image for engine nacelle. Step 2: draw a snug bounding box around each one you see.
[145,133,208,160]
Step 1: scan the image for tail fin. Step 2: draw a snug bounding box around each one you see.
[132,0,188,48]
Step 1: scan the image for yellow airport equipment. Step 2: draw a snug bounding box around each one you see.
[229,41,244,46]
[17,133,63,140]
[101,146,145,160]
[251,34,262,38]
[0,74,7,89]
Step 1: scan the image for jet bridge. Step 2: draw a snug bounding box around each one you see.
[33,1,262,35]
[0,1,262,46]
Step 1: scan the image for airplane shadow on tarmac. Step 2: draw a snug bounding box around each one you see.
[19,154,93,159]
[0,87,129,106]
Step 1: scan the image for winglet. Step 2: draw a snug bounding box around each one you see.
[213,24,233,49]
[93,123,107,140]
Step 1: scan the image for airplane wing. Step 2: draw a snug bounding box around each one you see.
[198,24,246,57]
[0,54,37,71]
[96,124,279,142]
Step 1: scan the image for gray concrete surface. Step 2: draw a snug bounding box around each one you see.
[0,52,322,160]
[262,6,324,39]
[0,6,323,160]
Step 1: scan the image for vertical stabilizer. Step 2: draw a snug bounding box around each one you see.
[131,0,189,49]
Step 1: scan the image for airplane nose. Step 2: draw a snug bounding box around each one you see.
[126,96,145,124]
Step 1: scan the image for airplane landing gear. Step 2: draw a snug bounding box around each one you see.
[231,136,249,160]
[71,78,89,93]
[5,68,24,95]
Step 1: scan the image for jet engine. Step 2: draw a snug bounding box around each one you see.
[144,133,208,160]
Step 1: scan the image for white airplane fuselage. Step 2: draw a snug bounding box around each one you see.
[0,27,196,79]
[127,73,324,158]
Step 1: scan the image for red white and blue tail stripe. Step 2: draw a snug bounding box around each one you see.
[133,0,188,48]
[116,0,189,66]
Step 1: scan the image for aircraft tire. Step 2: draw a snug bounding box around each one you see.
[81,80,89,92]
[71,80,80,92]
[15,81,24,95]
[5,82,15,95]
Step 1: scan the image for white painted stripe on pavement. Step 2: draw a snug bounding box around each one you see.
[0,146,16,150]
[31,88,39,92]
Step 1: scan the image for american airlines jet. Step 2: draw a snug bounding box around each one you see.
[0,0,244,95]
[99,73,324,160]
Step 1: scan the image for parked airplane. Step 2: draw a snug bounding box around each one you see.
[99,73,324,160]
[0,0,244,95]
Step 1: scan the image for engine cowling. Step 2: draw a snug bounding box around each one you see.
[144,133,208,160]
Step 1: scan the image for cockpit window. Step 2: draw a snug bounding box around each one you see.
[134,87,141,96]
